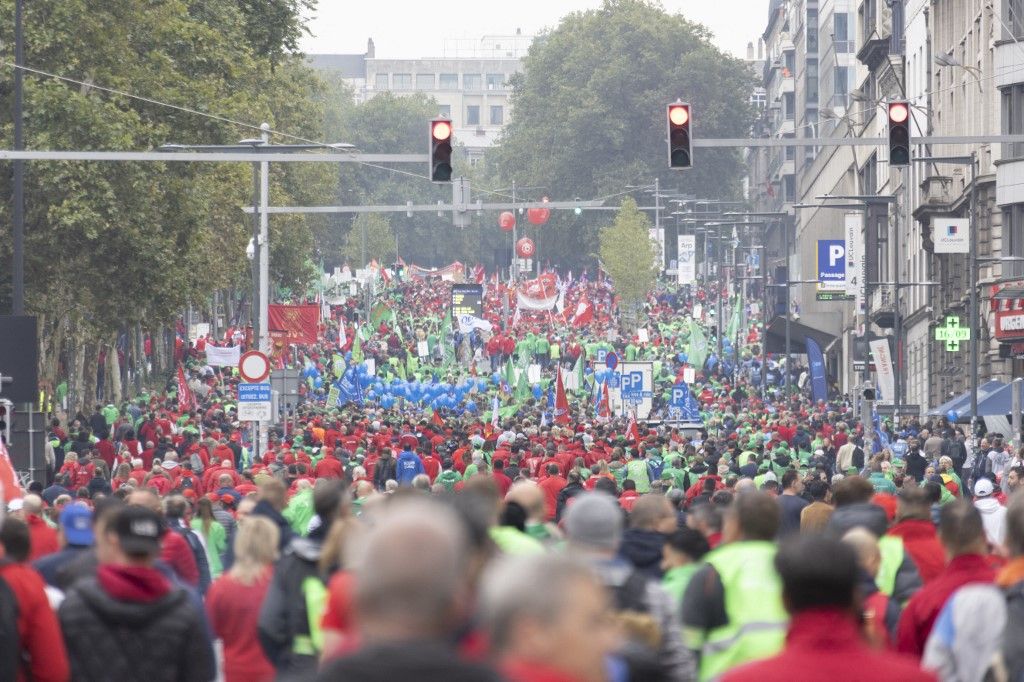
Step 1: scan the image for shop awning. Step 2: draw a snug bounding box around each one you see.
[974,380,1024,417]
[763,316,837,355]
[926,380,1006,417]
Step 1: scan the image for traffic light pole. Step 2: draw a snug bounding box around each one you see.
[969,152,979,449]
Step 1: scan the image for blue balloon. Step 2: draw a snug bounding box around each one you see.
[313,377,323,389]
[532,384,543,399]
[677,353,688,363]
[478,379,490,392]
[492,373,502,385]
[464,400,478,412]
[946,409,959,423]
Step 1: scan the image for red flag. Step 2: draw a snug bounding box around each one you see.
[0,439,24,501]
[472,264,485,284]
[554,369,570,425]
[571,295,594,327]
[626,412,641,443]
[598,382,611,419]
[380,267,392,285]
[177,364,196,413]
[267,304,320,344]
[431,410,444,428]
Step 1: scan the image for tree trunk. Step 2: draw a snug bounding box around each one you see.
[67,321,86,419]
[153,325,167,377]
[82,342,100,413]
[107,338,123,405]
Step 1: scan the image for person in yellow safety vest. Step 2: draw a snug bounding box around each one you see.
[826,476,923,606]
[681,491,788,681]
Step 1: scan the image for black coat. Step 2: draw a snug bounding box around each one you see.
[58,577,214,682]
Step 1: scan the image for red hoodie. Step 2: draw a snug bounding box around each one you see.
[0,559,70,682]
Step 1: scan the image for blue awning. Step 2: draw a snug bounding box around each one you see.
[975,380,1024,417]
[927,380,1005,417]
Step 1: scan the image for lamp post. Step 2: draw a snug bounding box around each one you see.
[158,132,352,461]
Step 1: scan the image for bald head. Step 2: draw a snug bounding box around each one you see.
[127,489,162,513]
[350,500,469,642]
[21,494,43,516]
[505,481,545,521]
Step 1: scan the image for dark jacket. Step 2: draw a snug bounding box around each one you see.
[33,545,91,588]
[618,528,667,579]
[258,528,328,676]
[58,577,214,682]
[317,640,500,682]
[251,499,296,553]
[554,481,585,522]
[373,456,397,490]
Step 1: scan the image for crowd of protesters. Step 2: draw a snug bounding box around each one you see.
[4,269,1024,682]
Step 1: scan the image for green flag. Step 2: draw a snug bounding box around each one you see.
[515,367,531,402]
[351,328,364,364]
[726,297,741,341]
[440,309,456,367]
[503,357,516,388]
[688,318,708,369]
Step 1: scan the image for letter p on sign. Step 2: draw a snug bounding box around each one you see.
[829,244,844,267]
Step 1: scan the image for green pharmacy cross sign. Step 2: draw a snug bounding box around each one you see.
[934,316,971,351]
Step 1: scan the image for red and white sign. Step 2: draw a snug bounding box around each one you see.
[516,237,535,258]
[993,282,1024,341]
[239,351,271,383]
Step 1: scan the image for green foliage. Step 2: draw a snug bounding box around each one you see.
[341,214,397,266]
[599,198,656,312]
[317,91,478,269]
[0,0,330,337]
[493,0,756,269]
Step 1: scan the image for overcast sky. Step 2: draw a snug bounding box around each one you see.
[300,1,770,60]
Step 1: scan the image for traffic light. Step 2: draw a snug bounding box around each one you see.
[887,101,910,167]
[429,117,453,183]
[667,102,692,169]
[861,387,877,402]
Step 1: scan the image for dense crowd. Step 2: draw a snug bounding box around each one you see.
[4,270,1024,682]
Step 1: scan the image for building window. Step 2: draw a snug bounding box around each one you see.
[783,92,795,120]
[1007,204,1024,277]
[783,175,796,202]
[463,74,482,90]
[490,105,504,125]
[439,73,459,89]
[835,66,849,95]
[374,73,389,89]
[415,73,435,90]
[806,58,819,103]
[438,104,451,118]
[467,105,480,125]
[834,13,852,52]
[750,89,767,109]
[1003,84,1024,159]
[486,74,505,90]
[392,73,412,89]
[1009,0,1024,39]
[807,8,818,52]
[784,52,796,76]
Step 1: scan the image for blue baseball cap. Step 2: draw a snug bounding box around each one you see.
[59,503,94,547]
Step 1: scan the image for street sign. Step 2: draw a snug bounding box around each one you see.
[595,348,608,364]
[239,351,271,383]
[605,351,619,370]
[934,316,970,351]
[875,404,922,416]
[237,382,272,421]
[607,374,620,388]
[621,371,652,402]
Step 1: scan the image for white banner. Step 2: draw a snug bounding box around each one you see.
[932,217,970,254]
[677,235,697,284]
[516,291,558,310]
[204,345,241,367]
[457,314,493,334]
[869,339,895,403]
[844,213,865,314]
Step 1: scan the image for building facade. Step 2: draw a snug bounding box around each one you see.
[308,34,531,161]
[749,0,1014,415]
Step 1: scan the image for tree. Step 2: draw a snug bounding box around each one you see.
[341,214,397,266]
[493,0,756,269]
[318,91,479,269]
[599,198,656,325]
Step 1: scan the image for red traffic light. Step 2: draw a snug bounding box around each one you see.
[669,105,689,126]
[888,102,909,124]
[432,120,452,141]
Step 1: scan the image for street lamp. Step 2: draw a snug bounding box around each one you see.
[158,130,351,461]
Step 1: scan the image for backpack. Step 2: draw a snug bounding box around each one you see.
[189,452,205,476]
[852,446,865,470]
[0,566,21,682]
[171,524,211,595]
[611,570,668,682]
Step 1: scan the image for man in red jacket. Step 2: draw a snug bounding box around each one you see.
[888,488,946,584]
[22,494,59,561]
[537,463,567,520]
[723,534,933,682]
[896,499,995,658]
[0,537,71,682]
[127,489,199,588]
